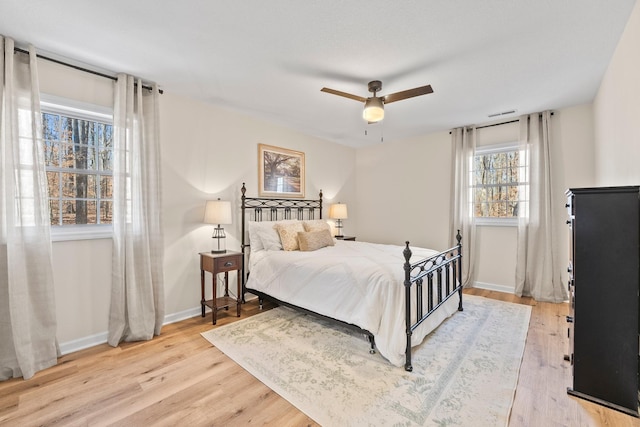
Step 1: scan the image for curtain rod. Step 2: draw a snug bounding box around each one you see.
[474,119,518,130]
[449,112,554,134]
[13,47,163,94]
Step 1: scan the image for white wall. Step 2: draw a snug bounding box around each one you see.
[354,130,452,250]
[551,104,597,292]
[160,92,356,324]
[593,0,640,185]
[355,104,596,294]
[38,60,356,349]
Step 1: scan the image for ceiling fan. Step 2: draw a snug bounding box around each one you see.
[321,80,433,123]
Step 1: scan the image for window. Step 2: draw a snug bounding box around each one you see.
[41,96,113,240]
[471,142,528,225]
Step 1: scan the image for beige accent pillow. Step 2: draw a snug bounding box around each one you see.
[298,230,335,251]
[274,221,306,251]
[303,219,331,233]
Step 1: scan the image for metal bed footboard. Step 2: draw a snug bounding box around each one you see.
[402,230,463,371]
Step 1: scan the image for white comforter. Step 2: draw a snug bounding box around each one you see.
[246,240,460,367]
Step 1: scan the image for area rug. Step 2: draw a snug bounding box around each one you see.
[201,295,531,427]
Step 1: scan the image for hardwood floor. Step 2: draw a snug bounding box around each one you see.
[1,289,638,426]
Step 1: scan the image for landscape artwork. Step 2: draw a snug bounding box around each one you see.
[258,144,305,198]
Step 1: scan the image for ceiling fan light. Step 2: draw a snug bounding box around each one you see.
[363,97,384,122]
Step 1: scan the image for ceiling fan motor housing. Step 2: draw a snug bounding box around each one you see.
[368,80,382,94]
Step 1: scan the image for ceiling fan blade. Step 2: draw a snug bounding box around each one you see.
[382,84,433,104]
[321,87,366,103]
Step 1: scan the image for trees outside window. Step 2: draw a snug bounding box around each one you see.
[472,143,527,222]
[42,99,113,227]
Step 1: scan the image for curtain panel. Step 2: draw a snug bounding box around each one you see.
[0,37,58,380]
[108,74,165,346]
[515,111,567,302]
[449,126,477,287]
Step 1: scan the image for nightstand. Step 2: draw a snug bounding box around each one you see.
[199,251,242,325]
[335,236,356,241]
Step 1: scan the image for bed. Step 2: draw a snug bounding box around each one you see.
[240,183,463,371]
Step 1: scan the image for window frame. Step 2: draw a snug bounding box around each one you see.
[41,94,114,241]
[471,141,526,227]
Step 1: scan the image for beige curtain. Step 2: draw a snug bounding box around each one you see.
[515,112,567,302]
[0,38,58,380]
[449,126,476,287]
[108,74,165,346]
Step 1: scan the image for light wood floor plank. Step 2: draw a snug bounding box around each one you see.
[1,291,638,426]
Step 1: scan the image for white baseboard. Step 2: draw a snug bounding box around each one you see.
[58,331,109,356]
[163,307,201,325]
[58,306,202,356]
[470,281,515,294]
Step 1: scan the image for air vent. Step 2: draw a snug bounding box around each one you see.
[488,110,517,118]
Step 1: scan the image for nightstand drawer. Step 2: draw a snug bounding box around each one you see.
[215,254,242,272]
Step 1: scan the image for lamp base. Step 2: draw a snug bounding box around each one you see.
[211,228,226,254]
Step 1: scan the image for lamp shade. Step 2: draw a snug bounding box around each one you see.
[329,203,348,220]
[204,199,232,225]
[363,97,384,123]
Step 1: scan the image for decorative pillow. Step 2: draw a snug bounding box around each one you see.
[303,219,331,233]
[297,230,335,251]
[274,221,306,251]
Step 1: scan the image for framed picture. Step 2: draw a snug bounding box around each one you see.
[258,144,305,198]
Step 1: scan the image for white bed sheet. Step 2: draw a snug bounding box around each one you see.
[246,240,460,367]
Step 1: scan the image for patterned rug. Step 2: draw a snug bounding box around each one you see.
[201,295,531,427]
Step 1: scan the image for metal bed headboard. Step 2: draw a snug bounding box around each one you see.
[240,182,323,292]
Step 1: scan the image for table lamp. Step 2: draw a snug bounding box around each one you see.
[204,199,232,253]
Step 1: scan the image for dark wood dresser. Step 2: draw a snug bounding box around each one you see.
[565,186,639,417]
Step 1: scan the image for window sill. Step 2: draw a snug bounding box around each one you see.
[51,225,112,242]
[475,217,518,227]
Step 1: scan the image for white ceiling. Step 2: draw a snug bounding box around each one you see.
[0,0,636,148]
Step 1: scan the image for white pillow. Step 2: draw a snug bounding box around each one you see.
[248,221,266,251]
[257,223,282,250]
[248,221,281,251]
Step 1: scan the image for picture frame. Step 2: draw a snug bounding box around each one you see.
[258,144,305,198]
